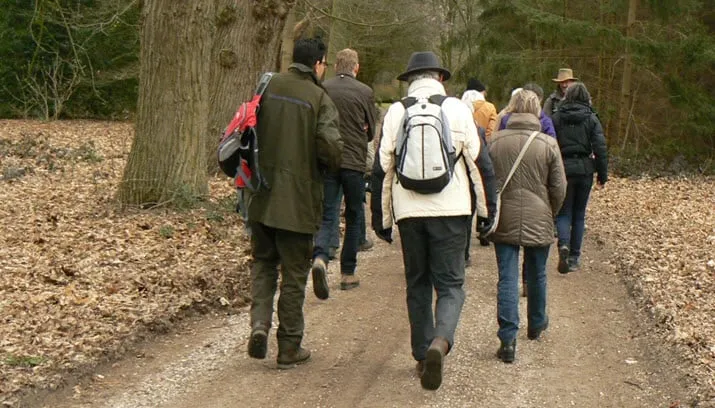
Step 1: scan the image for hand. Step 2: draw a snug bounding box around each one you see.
[375,228,393,244]
[476,216,494,236]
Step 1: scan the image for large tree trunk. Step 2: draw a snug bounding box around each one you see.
[118,0,215,207]
[205,0,294,174]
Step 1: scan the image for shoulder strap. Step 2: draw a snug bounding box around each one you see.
[428,94,447,106]
[500,131,540,193]
[400,97,417,109]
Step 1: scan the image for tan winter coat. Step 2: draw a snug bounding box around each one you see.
[488,113,566,246]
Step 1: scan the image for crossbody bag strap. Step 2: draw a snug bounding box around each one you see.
[500,131,540,193]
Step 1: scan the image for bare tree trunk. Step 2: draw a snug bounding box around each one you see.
[618,0,638,146]
[205,0,294,174]
[117,0,215,207]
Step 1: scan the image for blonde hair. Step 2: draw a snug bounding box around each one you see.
[335,48,358,74]
[508,89,541,117]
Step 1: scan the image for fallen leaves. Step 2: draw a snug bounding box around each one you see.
[0,120,252,404]
[589,176,715,402]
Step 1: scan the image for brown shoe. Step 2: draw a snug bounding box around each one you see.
[340,274,360,290]
[247,328,268,359]
[421,337,449,390]
[276,347,311,369]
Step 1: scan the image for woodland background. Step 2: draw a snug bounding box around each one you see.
[0,0,713,173]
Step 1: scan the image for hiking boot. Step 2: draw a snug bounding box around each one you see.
[497,339,516,363]
[276,347,311,369]
[479,237,490,247]
[421,337,448,390]
[311,258,329,300]
[358,238,374,252]
[558,246,570,274]
[527,317,549,340]
[247,328,268,359]
[340,274,360,290]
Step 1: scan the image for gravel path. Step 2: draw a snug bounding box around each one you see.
[36,234,694,408]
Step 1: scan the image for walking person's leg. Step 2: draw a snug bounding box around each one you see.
[274,228,313,369]
[524,245,550,340]
[494,242,520,363]
[339,169,365,290]
[556,178,576,273]
[311,173,340,299]
[568,175,593,270]
[423,216,468,390]
[397,219,433,369]
[328,186,344,259]
[247,222,280,359]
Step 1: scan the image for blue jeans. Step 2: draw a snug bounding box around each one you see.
[494,243,550,343]
[326,184,368,250]
[397,216,468,361]
[314,169,365,275]
[556,175,593,258]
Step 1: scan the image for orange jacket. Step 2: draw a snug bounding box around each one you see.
[472,100,498,140]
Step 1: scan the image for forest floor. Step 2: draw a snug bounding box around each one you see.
[0,120,713,407]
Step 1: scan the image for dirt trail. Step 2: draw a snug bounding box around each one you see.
[34,234,692,408]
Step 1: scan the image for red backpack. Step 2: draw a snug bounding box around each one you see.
[217,72,274,191]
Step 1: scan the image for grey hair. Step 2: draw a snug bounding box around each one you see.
[407,70,440,84]
[510,89,542,117]
[564,82,591,104]
[522,82,544,101]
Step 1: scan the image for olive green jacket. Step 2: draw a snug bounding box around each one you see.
[246,64,343,234]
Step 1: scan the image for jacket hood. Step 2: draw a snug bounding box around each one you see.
[557,101,592,123]
[505,113,541,131]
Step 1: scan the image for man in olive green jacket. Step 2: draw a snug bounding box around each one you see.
[245,38,343,369]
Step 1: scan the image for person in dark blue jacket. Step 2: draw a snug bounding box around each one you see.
[552,82,608,273]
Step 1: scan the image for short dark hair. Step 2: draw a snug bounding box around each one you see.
[292,38,327,68]
[522,82,544,101]
[564,82,591,104]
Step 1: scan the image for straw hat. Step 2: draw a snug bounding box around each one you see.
[552,68,578,83]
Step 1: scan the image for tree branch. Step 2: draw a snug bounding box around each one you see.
[300,0,421,28]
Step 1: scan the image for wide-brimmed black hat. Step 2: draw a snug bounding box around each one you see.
[397,52,451,82]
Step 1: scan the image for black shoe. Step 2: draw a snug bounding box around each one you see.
[247,328,268,359]
[311,258,330,300]
[497,339,516,363]
[527,317,549,340]
[479,237,490,247]
[465,257,472,268]
[558,246,570,274]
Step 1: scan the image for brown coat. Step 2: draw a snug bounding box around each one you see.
[472,100,497,140]
[488,113,566,246]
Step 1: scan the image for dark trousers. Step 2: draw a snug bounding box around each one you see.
[249,222,312,347]
[314,169,365,275]
[397,216,469,361]
[327,186,367,249]
[556,175,593,258]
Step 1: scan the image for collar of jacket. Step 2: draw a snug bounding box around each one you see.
[336,72,356,78]
[505,113,541,131]
[407,78,446,98]
[289,63,321,85]
[461,89,485,103]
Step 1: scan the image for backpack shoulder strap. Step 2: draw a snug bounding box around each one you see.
[428,94,448,106]
[400,97,417,109]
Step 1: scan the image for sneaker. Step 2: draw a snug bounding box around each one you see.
[558,246,570,274]
[276,347,311,369]
[497,339,516,363]
[568,256,581,271]
[340,274,360,290]
[311,258,329,300]
[358,238,374,252]
[247,328,268,359]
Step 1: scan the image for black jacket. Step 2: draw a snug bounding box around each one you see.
[552,101,608,184]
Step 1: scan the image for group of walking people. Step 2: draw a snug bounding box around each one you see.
[240,37,608,391]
